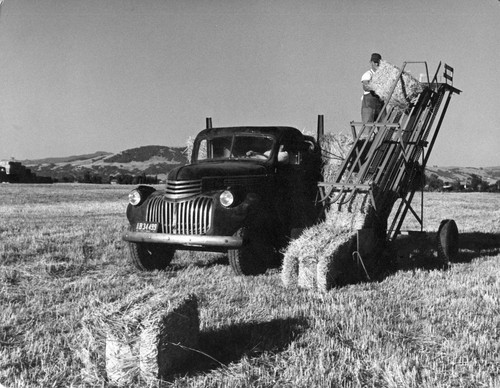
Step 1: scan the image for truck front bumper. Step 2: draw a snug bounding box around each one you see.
[122,230,243,249]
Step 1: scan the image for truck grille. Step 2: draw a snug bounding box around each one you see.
[146,195,213,235]
[146,196,213,235]
[165,179,202,199]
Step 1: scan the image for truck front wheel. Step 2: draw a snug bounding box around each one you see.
[228,227,276,276]
[128,242,175,271]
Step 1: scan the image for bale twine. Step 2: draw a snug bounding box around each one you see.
[78,291,199,386]
[369,60,423,111]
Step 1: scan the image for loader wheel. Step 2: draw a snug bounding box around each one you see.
[228,227,276,276]
[128,242,175,271]
[436,219,459,264]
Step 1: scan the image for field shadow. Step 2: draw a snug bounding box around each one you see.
[455,232,500,263]
[166,317,307,381]
[394,232,500,272]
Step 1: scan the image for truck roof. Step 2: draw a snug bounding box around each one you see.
[195,126,305,141]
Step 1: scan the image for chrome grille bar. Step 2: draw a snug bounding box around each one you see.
[165,179,202,199]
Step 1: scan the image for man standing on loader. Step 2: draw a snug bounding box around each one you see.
[361,52,384,122]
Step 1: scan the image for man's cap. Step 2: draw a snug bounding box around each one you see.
[371,53,382,63]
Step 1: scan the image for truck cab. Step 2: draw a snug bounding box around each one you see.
[123,125,322,275]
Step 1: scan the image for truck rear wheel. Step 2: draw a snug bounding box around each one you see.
[228,227,276,276]
[128,242,175,271]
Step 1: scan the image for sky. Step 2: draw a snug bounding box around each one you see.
[0,0,498,167]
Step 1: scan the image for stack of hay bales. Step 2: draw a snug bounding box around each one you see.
[78,290,199,386]
[369,60,423,111]
[282,131,398,291]
[282,191,374,291]
[184,136,195,163]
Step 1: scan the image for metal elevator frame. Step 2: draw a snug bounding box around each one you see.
[318,61,461,243]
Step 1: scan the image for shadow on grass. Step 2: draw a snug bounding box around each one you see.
[395,232,500,272]
[165,317,307,381]
[455,232,500,262]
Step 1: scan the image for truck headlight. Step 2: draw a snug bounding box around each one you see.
[220,190,235,207]
[128,189,142,206]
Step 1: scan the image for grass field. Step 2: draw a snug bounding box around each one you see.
[0,184,499,387]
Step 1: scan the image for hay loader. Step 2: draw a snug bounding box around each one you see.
[282,61,461,290]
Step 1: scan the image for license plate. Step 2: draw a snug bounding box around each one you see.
[135,222,159,233]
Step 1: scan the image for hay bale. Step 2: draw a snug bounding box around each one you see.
[78,291,199,386]
[184,136,195,163]
[369,60,423,110]
[319,132,354,183]
[315,231,357,289]
[105,333,139,386]
[139,294,199,383]
[78,306,108,384]
[281,248,299,288]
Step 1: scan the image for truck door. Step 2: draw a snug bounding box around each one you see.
[275,137,319,233]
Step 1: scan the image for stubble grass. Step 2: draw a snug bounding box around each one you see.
[0,184,499,387]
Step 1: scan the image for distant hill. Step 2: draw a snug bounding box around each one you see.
[22,145,189,182]
[426,165,500,186]
[23,151,113,165]
[17,146,500,187]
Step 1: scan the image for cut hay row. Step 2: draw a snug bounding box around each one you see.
[369,60,423,111]
[78,290,199,386]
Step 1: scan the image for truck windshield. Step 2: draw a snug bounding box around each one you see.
[195,135,275,162]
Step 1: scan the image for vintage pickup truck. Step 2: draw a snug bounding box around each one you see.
[122,124,322,275]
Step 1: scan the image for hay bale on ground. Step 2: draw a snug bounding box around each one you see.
[369,60,423,111]
[139,294,199,383]
[78,291,199,386]
[105,332,139,386]
[78,305,109,384]
[78,301,142,386]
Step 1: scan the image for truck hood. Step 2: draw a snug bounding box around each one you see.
[167,161,268,181]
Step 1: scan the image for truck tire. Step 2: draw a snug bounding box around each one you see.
[436,219,459,264]
[228,227,275,276]
[128,242,175,271]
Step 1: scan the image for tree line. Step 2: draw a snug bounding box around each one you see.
[55,171,160,185]
[426,173,500,192]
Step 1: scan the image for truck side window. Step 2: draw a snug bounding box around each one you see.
[197,139,208,160]
[277,144,291,164]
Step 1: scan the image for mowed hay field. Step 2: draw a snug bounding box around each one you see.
[0,183,499,388]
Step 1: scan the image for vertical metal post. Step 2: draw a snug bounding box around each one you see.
[206,117,212,129]
[420,151,424,232]
[317,115,324,140]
